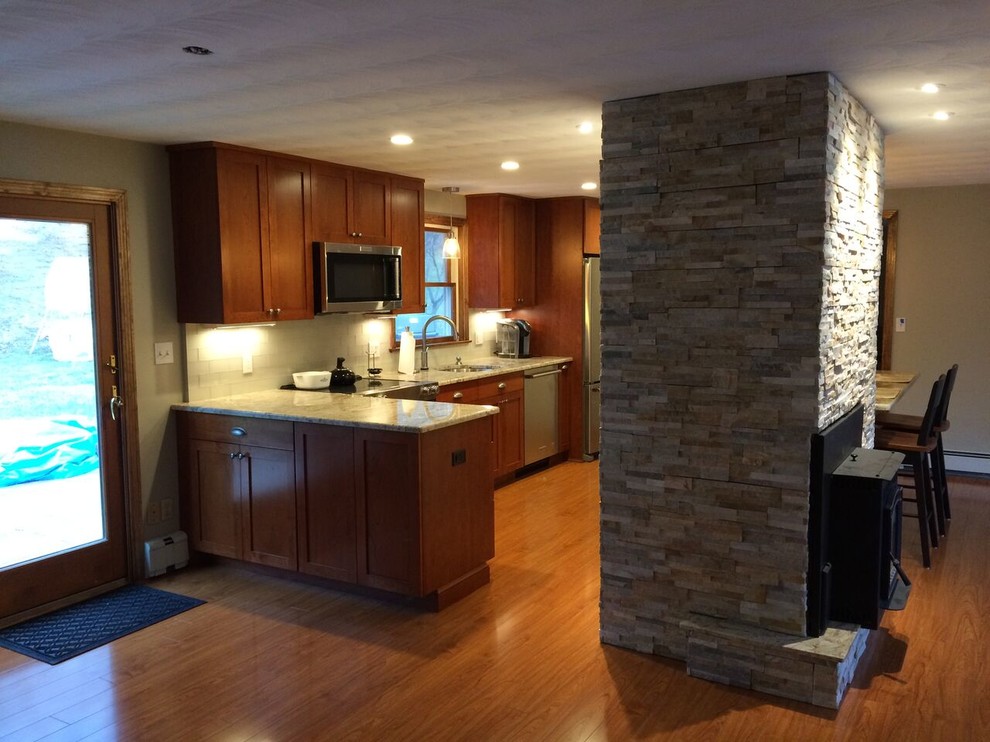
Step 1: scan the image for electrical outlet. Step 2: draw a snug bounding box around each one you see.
[147,501,161,525]
[160,498,174,521]
[896,317,906,332]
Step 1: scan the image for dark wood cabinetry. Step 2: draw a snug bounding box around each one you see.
[179,410,494,607]
[169,142,424,326]
[168,144,313,325]
[436,373,525,479]
[466,194,536,309]
[177,413,297,570]
[294,424,358,583]
[311,162,391,245]
[390,175,426,313]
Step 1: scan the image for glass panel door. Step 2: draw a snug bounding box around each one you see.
[0,218,104,568]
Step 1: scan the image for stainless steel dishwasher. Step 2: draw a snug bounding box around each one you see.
[524,364,562,465]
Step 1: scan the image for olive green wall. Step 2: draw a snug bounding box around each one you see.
[0,120,184,537]
[884,184,990,473]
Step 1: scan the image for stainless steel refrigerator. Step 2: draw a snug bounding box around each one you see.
[583,256,601,458]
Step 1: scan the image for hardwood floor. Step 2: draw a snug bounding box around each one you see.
[2,464,988,741]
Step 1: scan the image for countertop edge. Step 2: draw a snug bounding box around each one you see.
[172,396,499,434]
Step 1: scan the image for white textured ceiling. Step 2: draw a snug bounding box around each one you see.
[1,0,988,197]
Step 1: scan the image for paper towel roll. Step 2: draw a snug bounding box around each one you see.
[398,327,416,374]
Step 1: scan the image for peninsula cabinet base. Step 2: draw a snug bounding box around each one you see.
[177,411,495,610]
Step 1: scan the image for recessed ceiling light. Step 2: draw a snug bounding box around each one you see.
[921,82,942,94]
[501,161,520,171]
[581,182,598,190]
[390,134,413,145]
[182,45,214,56]
[933,111,954,121]
[577,121,595,134]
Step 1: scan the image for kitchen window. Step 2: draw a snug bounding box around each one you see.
[392,223,466,345]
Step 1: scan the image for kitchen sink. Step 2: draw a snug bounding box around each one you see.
[437,364,498,373]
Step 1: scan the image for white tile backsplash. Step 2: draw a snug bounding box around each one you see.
[183,310,501,401]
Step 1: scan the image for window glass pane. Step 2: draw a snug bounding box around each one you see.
[424,231,448,283]
[393,227,457,342]
[394,287,454,341]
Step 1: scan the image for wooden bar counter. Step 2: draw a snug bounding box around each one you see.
[876,371,918,411]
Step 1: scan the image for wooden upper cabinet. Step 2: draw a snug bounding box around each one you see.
[168,143,312,324]
[390,175,426,313]
[266,156,314,321]
[311,162,391,245]
[466,193,536,309]
[583,198,601,255]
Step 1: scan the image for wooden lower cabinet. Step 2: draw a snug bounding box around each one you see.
[178,414,296,570]
[179,410,494,607]
[436,373,524,479]
[294,424,357,583]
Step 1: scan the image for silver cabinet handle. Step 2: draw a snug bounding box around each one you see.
[453,392,464,400]
[498,382,507,390]
[231,427,246,437]
[527,369,562,379]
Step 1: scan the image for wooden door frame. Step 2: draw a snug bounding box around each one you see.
[0,177,142,583]
[878,209,898,370]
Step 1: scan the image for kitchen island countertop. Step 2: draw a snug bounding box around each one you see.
[172,391,496,434]
[172,356,572,434]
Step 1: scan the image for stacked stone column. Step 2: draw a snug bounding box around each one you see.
[599,72,884,707]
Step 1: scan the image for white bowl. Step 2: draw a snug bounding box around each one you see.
[292,371,331,390]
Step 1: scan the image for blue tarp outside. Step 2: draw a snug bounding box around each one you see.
[0,418,99,487]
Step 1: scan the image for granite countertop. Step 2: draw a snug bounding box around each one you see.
[403,356,573,385]
[172,356,571,434]
[173,391,497,434]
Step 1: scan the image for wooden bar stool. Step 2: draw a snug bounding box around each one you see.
[876,364,957,535]
[874,374,946,568]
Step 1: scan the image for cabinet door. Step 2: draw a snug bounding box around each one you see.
[497,197,519,309]
[583,198,601,255]
[294,424,358,583]
[495,389,525,475]
[391,175,425,313]
[240,445,297,570]
[477,387,524,477]
[466,194,536,309]
[350,170,391,245]
[216,148,270,324]
[354,429,421,594]
[311,162,352,244]
[311,164,391,245]
[266,156,313,320]
[184,438,242,559]
[510,196,536,307]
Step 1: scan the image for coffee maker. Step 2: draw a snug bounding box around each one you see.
[495,319,532,358]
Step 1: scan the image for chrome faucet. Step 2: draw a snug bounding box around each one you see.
[420,315,458,370]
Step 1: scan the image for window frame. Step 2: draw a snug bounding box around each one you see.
[390,214,469,349]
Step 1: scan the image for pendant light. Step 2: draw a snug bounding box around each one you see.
[441,186,461,259]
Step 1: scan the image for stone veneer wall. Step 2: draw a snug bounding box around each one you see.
[598,72,883,706]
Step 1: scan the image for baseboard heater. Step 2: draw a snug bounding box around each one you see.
[144,531,190,577]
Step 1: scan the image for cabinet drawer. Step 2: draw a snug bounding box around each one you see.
[178,412,294,450]
[436,381,479,404]
[475,373,523,400]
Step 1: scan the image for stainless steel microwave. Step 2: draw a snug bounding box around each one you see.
[315,242,402,313]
